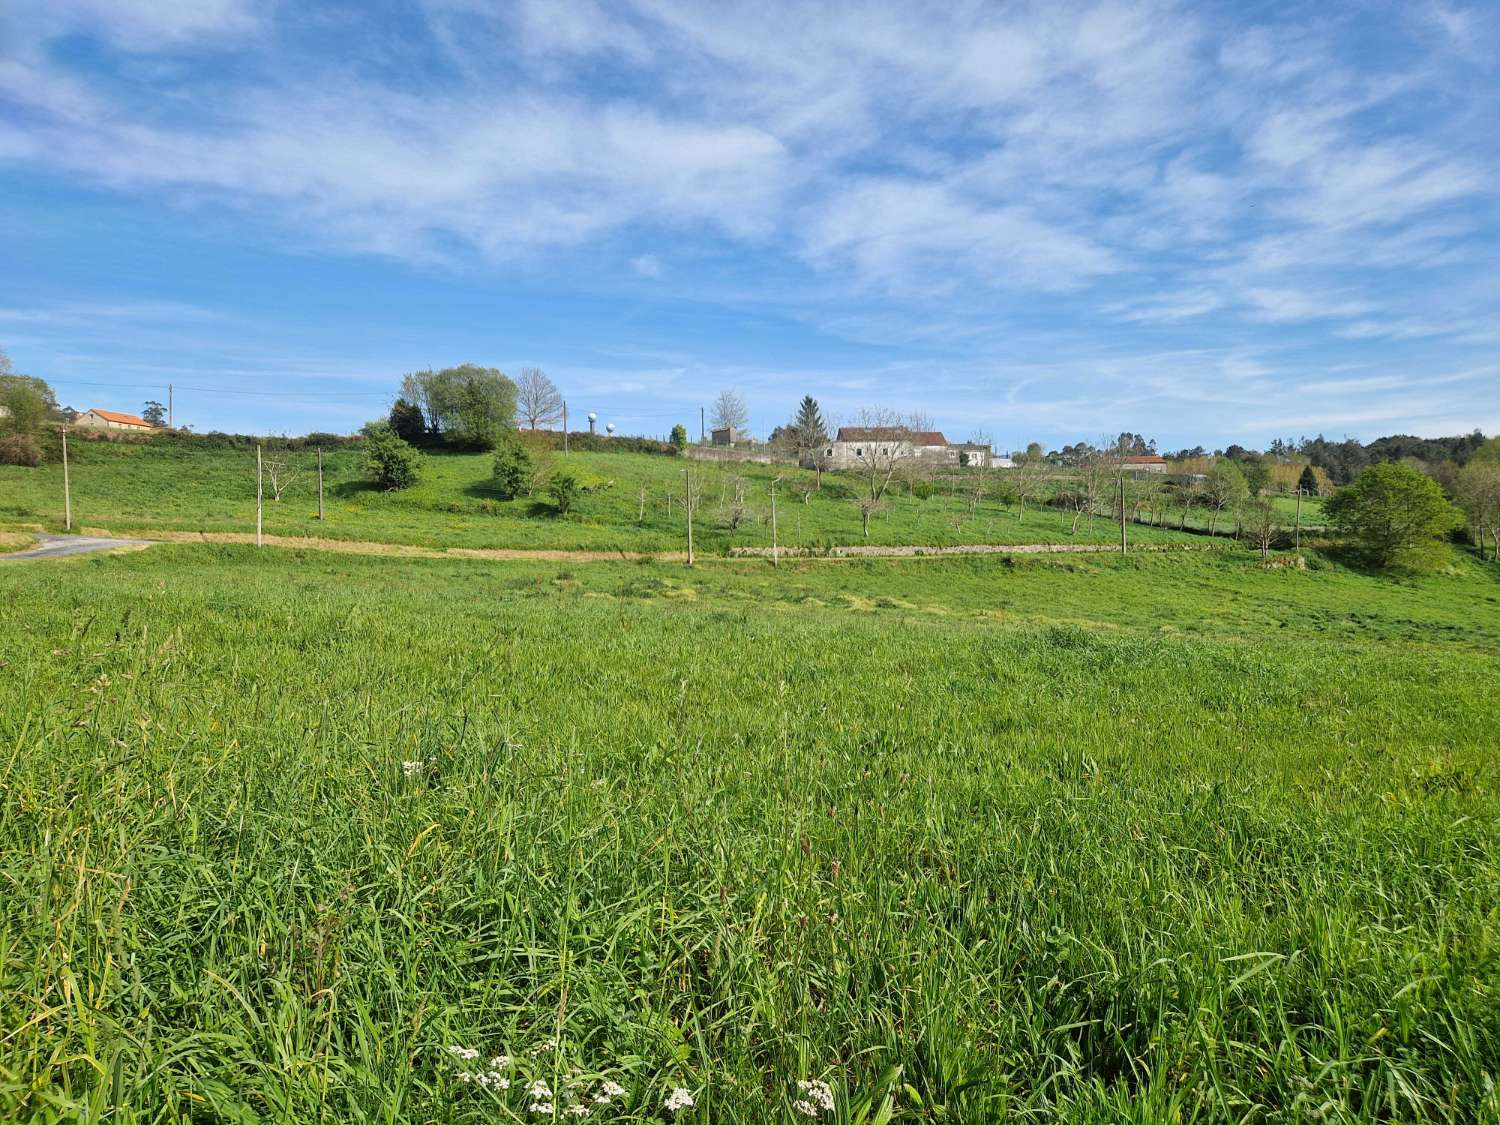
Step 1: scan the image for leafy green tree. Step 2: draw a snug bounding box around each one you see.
[389,397,425,443]
[1297,464,1319,495]
[548,471,579,515]
[670,423,688,449]
[1241,455,1270,496]
[398,365,517,449]
[141,400,166,427]
[491,429,533,499]
[1454,460,1500,561]
[1324,462,1461,570]
[0,380,47,437]
[361,421,423,490]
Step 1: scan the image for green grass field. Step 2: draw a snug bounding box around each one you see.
[2,542,1497,1122]
[0,439,1218,554]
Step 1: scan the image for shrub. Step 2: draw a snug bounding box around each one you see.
[670,423,689,449]
[0,433,43,467]
[912,479,936,501]
[491,429,533,500]
[361,422,422,490]
[1324,462,1461,570]
[548,472,579,515]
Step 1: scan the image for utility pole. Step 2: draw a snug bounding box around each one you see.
[168,383,173,429]
[700,406,705,444]
[770,476,783,568]
[562,401,568,454]
[61,426,72,534]
[256,444,263,547]
[317,447,325,521]
[1294,488,1302,551]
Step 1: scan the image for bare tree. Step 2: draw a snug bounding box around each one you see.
[262,455,299,502]
[515,367,563,431]
[1240,496,1281,560]
[710,389,750,435]
[1009,442,1050,520]
[963,465,988,517]
[676,465,704,565]
[844,407,917,537]
[721,475,750,531]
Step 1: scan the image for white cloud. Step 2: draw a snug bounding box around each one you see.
[630,254,662,278]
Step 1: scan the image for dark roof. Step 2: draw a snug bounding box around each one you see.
[836,427,948,446]
[1123,455,1167,464]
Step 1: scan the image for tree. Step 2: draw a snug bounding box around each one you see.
[1239,496,1281,560]
[390,397,426,443]
[711,389,749,435]
[142,400,167,427]
[515,367,563,431]
[1324,462,1462,570]
[361,422,423,490]
[399,365,517,448]
[1455,460,1500,561]
[1202,460,1248,535]
[844,407,917,536]
[1297,464,1319,495]
[782,394,830,469]
[262,455,299,501]
[1009,443,1050,520]
[0,380,47,437]
[492,429,533,499]
[670,423,689,449]
[1241,455,1271,497]
[548,472,579,515]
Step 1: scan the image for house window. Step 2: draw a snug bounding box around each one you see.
[856,447,863,457]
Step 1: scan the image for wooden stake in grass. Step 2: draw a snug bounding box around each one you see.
[1294,488,1302,552]
[61,432,72,537]
[256,444,263,548]
[317,447,325,521]
[770,475,783,568]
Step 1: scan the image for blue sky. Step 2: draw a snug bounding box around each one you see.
[1,0,1497,450]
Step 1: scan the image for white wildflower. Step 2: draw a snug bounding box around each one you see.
[567,1106,590,1117]
[446,1045,479,1061]
[526,1079,553,1100]
[478,1072,510,1090]
[529,1102,554,1115]
[594,1079,626,1103]
[489,1054,512,1069]
[402,759,424,777]
[528,1037,558,1057]
[664,1087,695,1112]
[797,1079,835,1113]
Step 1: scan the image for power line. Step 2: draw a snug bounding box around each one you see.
[51,378,391,399]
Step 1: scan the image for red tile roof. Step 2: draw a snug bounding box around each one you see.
[89,408,153,427]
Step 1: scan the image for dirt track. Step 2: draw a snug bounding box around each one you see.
[12,527,1222,563]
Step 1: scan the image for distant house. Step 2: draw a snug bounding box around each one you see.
[824,427,953,469]
[954,442,992,468]
[1123,455,1168,474]
[76,408,153,432]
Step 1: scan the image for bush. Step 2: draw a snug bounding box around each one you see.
[1324,462,1461,570]
[491,429,533,500]
[670,423,689,449]
[361,422,422,490]
[912,479,936,501]
[548,472,579,515]
[0,433,42,467]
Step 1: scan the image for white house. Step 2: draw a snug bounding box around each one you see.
[824,426,953,469]
[75,408,153,432]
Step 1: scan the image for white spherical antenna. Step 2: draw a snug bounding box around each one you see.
[606,422,616,434]
[587,412,598,422]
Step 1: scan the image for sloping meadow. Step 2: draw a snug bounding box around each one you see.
[1,548,1497,1121]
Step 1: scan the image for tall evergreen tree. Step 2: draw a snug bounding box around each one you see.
[1297,464,1319,495]
[792,395,829,447]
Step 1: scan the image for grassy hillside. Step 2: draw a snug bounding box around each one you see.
[2,545,1496,1120]
[1,437,1218,553]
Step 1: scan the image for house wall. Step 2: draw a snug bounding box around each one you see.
[76,412,148,431]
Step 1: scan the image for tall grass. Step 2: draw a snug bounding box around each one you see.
[1,548,1496,1121]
